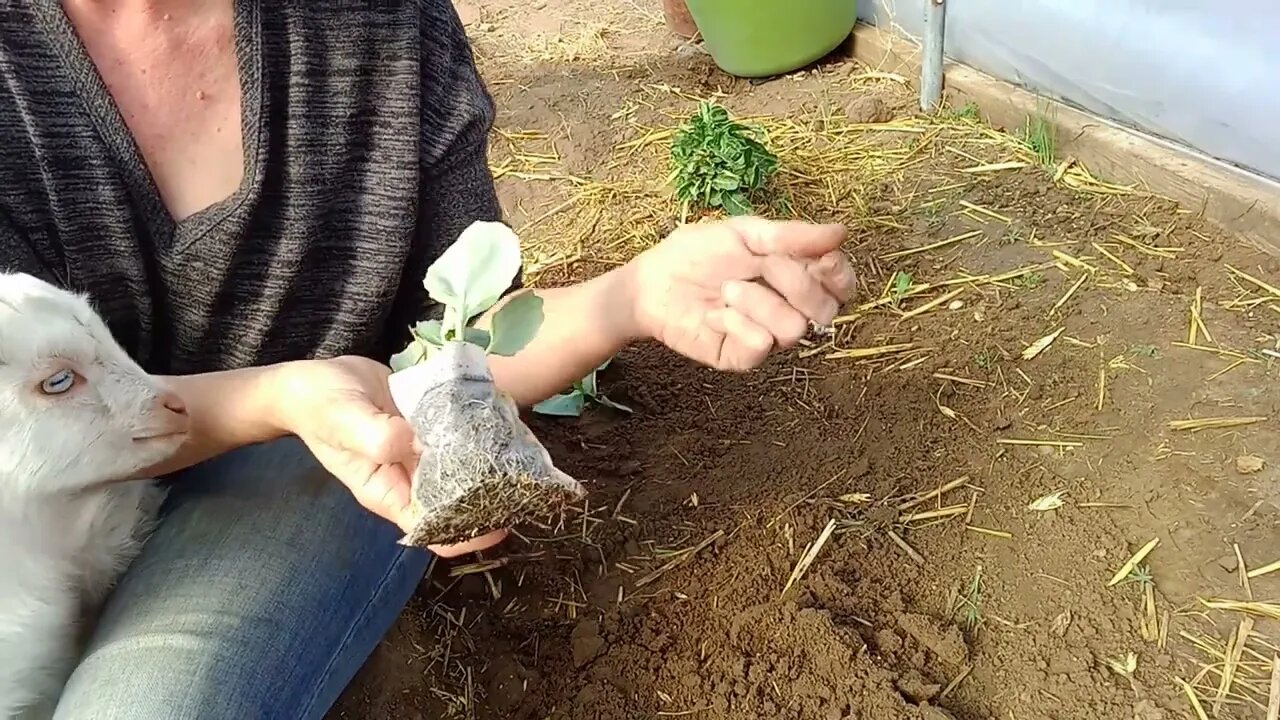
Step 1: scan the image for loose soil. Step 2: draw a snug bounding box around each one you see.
[331,1,1280,718]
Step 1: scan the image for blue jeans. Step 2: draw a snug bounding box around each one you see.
[52,438,430,719]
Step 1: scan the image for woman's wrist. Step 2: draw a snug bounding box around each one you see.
[594,261,649,346]
[141,363,295,478]
[175,364,293,445]
[259,359,342,440]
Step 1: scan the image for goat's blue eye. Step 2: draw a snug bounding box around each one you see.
[40,369,76,395]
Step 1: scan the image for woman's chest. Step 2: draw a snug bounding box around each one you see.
[0,88,423,375]
[0,3,429,373]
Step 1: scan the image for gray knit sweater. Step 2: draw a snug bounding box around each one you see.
[0,0,508,374]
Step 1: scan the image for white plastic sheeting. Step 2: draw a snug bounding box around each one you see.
[858,0,1280,183]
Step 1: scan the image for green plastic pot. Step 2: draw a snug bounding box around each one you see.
[685,0,858,78]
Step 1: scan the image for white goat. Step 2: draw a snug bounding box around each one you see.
[0,273,189,719]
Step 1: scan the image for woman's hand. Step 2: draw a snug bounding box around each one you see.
[270,355,502,558]
[625,216,855,370]
[265,216,854,558]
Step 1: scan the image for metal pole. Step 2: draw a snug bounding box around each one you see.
[921,0,946,112]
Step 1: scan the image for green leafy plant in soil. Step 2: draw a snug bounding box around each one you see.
[390,221,544,371]
[1014,271,1045,290]
[953,101,981,122]
[953,565,984,633]
[1022,106,1057,168]
[889,270,913,306]
[668,101,779,218]
[533,358,633,417]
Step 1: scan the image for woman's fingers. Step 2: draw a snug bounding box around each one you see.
[723,279,810,346]
[759,255,841,325]
[725,215,847,258]
[311,395,417,468]
[429,530,510,558]
[316,444,414,530]
[809,249,856,303]
[714,216,855,322]
[706,304,780,371]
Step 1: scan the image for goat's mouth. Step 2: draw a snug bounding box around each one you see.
[131,431,188,444]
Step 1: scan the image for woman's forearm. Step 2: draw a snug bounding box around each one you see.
[142,365,290,477]
[478,265,643,407]
[139,266,642,479]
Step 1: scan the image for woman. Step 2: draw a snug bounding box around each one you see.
[0,0,854,717]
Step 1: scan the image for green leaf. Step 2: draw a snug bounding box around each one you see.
[389,340,426,372]
[411,320,444,346]
[486,292,544,356]
[463,327,492,348]
[580,368,598,397]
[532,392,585,417]
[890,270,912,300]
[720,191,752,216]
[594,394,634,414]
[424,221,523,326]
[712,174,740,191]
[414,319,489,349]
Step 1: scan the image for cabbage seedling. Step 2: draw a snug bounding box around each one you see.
[388,221,585,549]
[390,221,545,372]
[533,358,633,417]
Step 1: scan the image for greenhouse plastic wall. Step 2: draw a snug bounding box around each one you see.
[857,0,1280,184]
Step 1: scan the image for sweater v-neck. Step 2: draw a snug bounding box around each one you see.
[30,0,267,255]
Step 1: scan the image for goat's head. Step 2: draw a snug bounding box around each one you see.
[0,273,188,497]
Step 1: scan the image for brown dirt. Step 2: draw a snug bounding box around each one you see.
[329,1,1280,719]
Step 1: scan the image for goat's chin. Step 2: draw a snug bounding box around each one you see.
[102,433,188,483]
[130,433,187,466]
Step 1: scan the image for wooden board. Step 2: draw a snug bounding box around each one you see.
[848,22,1280,258]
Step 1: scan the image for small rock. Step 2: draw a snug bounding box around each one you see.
[843,95,892,124]
[897,613,970,670]
[1215,553,1239,573]
[1236,455,1266,474]
[674,42,707,61]
[896,668,942,703]
[874,628,904,654]
[570,618,606,668]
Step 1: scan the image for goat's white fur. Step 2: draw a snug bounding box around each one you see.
[0,273,188,719]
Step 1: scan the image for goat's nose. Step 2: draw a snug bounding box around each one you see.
[159,390,188,417]
[153,390,190,436]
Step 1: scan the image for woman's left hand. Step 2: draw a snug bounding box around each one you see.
[623,216,855,370]
[270,355,503,558]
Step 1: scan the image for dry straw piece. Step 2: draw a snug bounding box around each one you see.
[1168,416,1269,433]
[782,519,838,597]
[1107,537,1159,587]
